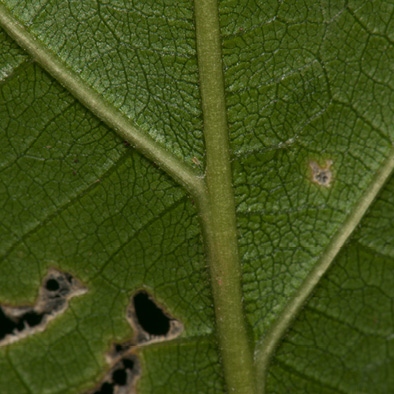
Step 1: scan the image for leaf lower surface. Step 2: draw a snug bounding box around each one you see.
[0,1,393,393]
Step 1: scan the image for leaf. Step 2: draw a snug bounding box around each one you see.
[0,1,393,393]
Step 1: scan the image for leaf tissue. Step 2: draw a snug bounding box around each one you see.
[0,1,393,393]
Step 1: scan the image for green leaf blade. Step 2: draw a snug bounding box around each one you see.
[0,45,217,392]
[5,0,204,165]
[0,0,393,393]
[222,0,394,343]
[267,177,394,393]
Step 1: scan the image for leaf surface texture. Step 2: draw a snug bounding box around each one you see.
[0,1,393,393]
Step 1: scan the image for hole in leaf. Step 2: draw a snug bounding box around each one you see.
[0,308,44,340]
[112,369,127,386]
[93,382,113,394]
[133,292,170,336]
[88,356,139,394]
[115,344,123,353]
[46,279,60,291]
[123,358,134,371]
[126,290,183,345]
[0,269,87,346]
[23,311,43,327]
[87,293,183,393]
[0,308,19,339]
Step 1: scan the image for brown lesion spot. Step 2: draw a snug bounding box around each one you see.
[309,159,333,187]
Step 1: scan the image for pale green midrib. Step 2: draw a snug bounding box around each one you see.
[0,4,256,393]
[193,0,257,393]
[255,148,394,392]
[0,3,205,201]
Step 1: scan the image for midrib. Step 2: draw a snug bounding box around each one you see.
[193,0,257,393]
[0,3,256,392]
[1,2,393,394]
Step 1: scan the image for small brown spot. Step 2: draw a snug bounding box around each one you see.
[309,160,333,187]
[192,157,201,167]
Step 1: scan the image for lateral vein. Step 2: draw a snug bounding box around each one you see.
[0,3,204,200]
[255,148,394,392]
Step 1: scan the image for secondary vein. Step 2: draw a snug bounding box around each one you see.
[0,3,204,201]
[193,0,257,393]
[255,148,394,392]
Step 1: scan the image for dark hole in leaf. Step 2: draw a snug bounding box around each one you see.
[93,382,113,394]
[0,307,43,339]
[91,357,136,394]
[112,369,127,386]
[123,358,134,370]
[0,308,17,339]
[115,344,123,353]
[0,271,86,345]
[23,311,43,327]
[15,318,25,332]
[133,292,170,336]
[46,278,60,291]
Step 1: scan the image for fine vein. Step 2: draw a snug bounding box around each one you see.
[194,0,257,393]
[255,149,394,392]
[0,3,205,201]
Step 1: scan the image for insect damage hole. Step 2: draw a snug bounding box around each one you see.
[0,268,87,346]
[133,292,170,336]
[309,159,333,187]
[89,355,140,394]
[128,291,184,345]
[45,278,60,291]
[86,293,183,393]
